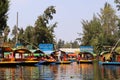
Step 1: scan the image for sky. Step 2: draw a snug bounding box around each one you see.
[7,0,117,42]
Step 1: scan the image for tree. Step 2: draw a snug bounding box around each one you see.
[81,15,101,46]
[22,26,35,46]
[79,3,119,53]
[0,0,9,35]
[114,0,120,10]
[17,27,24,44]
[34,6,57,45]
[57,39,64,49]
[72,40,79,48]
[3,26,10,42]
[11,25,18,44]
[98,3,119,46]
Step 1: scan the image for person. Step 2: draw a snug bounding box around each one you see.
[9,52,15,61]
[110,57,112,62]
[57,50,61,61]
[77,55,81,60]
[103,57,106,62]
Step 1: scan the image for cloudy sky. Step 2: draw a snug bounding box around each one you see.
[8,0,117,42]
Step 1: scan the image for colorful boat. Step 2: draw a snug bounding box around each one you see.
[99,51,120,65]
[77,52,95,64]
[67,53,77,62]
[50,50,72,64]
[0,48,41,66]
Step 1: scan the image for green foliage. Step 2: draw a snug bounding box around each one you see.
[80,3,119,54]
[115,46,120,54]
[34,6,57,45]
[0,0,9,35]
[56,39,79,49]
[11,25,18,44]
[3,26,10,42]
[11,6,57,48]
[114,0,120,10]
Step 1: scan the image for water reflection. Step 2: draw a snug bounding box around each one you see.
[38,62,94,80]
[0,63,120,80]
[100,65,120,80]
[0,66,39,80]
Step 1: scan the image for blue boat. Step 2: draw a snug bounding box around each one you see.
[99,51,120,65]
[99,61,120,65]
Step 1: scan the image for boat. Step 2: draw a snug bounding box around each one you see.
[67,53,77,62]
[50,50,72,64]
[99,61,120,65]
[0,48,41,66]
[99,51,120,65]
[77,52,95,64]
[99,38,120,65]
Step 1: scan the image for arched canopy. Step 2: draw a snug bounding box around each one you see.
[51,50,67,57]
[67,53,77,57]
[13,49,32,54]
[79,52,94,58]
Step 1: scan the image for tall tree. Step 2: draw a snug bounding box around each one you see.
[34,6,57,45]
[0,0,9,35]
[23,26,35,46]
[81,15,101,46]
[11,25,18,44]
[98,3,119,46]
[57,39,64,49]
[79,3,119,53]
[17,27,24,44]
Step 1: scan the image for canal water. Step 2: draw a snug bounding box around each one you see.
[0,62,120,80]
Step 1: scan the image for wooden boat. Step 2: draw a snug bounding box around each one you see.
[37,60,72,65]
[37,60,56,65]
[99,51,120,65]
[77,60,93,64]
[0,48,40,66]
[0,59,39,67]
[67,53,77,62]
[77,52,95,64]
[50,50,72,64]
[99,39,120,65]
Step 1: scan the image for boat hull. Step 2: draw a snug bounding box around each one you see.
[77,60,93,64]
[0,61,39,67]
[99,61,120,65]
[55,61,72,64]
[37,60,72,65]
